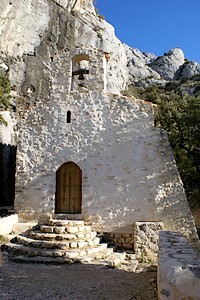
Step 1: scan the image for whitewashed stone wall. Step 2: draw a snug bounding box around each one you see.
[14,45,197,241]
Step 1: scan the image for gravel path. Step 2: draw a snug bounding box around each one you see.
[0,253,158,300]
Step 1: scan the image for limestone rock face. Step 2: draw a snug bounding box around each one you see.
[175,60,200,80]
[124,45,156,66]
[125,46,200,89]
[54,0,95,14]
[124,44,161,85]
[0,0,96,57]
[0,0,128,94]
[0,0,50,57]
[149,48,185,80]
[0,1,200,96]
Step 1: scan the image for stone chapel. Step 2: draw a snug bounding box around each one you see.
[0,0,198,247]
[14,46,197,241]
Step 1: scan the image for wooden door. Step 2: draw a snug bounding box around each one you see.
[55,162,82,214]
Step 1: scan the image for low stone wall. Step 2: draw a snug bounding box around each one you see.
[0,214,18,235]
[99,221,163,254]
[134,222,163,262]
[100,232,134,250]
[158,231,200,300]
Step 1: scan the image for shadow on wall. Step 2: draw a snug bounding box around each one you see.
[0,143,16,207]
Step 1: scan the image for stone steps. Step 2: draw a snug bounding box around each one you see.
[78,252,126,267]
[29,230,97,241]
[49,219,85,226]
[8,255,74,264]
[3,218,136,267]
[13,235,101,249]
[7,251,138,269]
[52,214,83,221]
[4,243,113,259]
[40,224,91,234]
[7,249,123,266]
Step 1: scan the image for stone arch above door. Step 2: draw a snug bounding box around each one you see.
[55,161,82,214]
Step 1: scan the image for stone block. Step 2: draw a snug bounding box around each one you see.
[70,242,77,248]
[118,237,125,243]
[66,226,79,234]
[84,226,91,232]
[77,233,85,239]
[125,237,133,243]
[41,226,54,233]
[88,240,95,247]
[158,231,200,300]
[134,221,163,262]
[91,232,97,238]
[12,221,37,234]
[54,227,66,234]
[115,234,122,239]
[78,226,85,232]
[0,214,19,235]
[122,233,131,238]
[122,243,133,250]
[77,241,87,248]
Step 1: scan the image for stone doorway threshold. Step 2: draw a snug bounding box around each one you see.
[54,214,83,220]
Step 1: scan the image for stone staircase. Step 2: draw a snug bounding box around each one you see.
[3,218,136,268]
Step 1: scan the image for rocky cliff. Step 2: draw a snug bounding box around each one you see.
[0,0,200,123]
[0,0,128,98]
[125,45,200,89]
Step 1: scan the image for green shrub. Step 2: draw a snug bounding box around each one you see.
[121,84,142,98]
[0,114,8,126]
[0,74,12,110]
[0,74,16,125]
[98,14,105,20]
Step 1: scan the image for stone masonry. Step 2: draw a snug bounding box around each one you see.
[134,222,164,262]
[158,231,200,299]
[0,0,198,245]
[14,46,198,242]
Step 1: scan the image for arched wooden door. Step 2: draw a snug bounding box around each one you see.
[55,162,82,214]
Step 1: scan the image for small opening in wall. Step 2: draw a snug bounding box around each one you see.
[71,54,90,91]
[67,111,71,123]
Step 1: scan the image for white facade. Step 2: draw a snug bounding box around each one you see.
[14,48,197,241]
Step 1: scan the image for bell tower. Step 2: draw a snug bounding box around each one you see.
[70,48,107,92]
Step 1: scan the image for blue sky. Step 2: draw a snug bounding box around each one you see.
[96,0,200,63]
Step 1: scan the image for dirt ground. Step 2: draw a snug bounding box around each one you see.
[0,252,158,300]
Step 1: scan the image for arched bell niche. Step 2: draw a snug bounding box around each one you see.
[71,54,90,91]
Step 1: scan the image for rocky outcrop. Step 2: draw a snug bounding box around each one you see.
[125,45,200,91]
[175,60,200,80]
[149,48,185,80]
[1,0,200,96]
[124,45,161,85]
[0,0,50,58]
[0,0,128,95]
